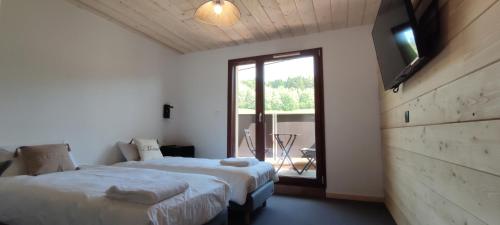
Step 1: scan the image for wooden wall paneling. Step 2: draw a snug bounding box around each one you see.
[276,0,307,36]
[77,0,193,53]
[294,0,320,33]
[386,147,500,225]
[347,0,366,27]
[384,158,488,225]
[383,120,500,177]
[384,180,421,225]
[385,194,413,225]
[312,0,332,31]
[380,0,500,112]
[331,0,348,29]
[380,1,500,225]
[382,59,500,128]
[440,0,498,43]
[385,178,434,225]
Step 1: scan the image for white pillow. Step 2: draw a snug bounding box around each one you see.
[133,138,163,161]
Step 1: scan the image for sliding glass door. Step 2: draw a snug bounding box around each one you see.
[233,63,258,159]
[228,48,325,187]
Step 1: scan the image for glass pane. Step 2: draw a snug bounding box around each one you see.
[264,57,317,179]
[235,63,257,158]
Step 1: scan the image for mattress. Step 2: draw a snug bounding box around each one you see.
[115,157,278,205]
[0,166,230,225]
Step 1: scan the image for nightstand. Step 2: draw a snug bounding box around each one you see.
[160,145,195,158]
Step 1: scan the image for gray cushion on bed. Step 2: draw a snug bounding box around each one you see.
[117,142,140,161]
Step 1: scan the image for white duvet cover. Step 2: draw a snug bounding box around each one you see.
[0,166,229,225]
[115,157,278,205]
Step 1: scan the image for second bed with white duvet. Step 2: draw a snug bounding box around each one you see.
[115,157,278,205]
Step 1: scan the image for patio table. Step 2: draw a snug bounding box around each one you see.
[272,133,302,174]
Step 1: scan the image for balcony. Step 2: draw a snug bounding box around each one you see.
[235,111,316,179]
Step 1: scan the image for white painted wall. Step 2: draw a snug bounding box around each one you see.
[0,0,383,197]
[176,26,383,198]
[0,0,180,164]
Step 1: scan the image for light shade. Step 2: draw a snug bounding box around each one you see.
[195,0,241,27]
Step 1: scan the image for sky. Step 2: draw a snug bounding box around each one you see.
[236,56,315,81]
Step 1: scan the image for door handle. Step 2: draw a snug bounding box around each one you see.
[258,112,262,123]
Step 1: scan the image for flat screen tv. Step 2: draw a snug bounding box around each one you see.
[372,0,440,92]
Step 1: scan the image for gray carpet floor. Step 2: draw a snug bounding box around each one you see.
[229,195,396,225]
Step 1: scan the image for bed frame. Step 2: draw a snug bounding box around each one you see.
[229,180,274,224]
[204,208,228,225]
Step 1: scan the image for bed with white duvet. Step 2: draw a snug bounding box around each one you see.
[114,157,278,205]
[0,166,230,225]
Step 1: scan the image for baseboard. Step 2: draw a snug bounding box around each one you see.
[325,192,384,203]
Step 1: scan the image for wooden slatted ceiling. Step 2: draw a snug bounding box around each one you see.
[72,0,381,53]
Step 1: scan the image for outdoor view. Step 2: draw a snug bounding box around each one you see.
[237,75,314,112]
[235,57,316,179]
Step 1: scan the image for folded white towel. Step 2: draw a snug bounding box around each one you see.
[105,178,189,205]
[220,157,259,167]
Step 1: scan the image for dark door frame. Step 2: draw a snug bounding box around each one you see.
[227,48,326,187]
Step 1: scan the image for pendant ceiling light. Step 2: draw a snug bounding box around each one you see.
[195,0,241,27]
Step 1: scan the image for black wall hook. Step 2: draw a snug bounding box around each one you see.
[163,104,174,119]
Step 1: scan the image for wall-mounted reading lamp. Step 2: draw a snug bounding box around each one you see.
[163,104,173,119]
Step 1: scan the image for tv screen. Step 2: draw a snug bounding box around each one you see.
[392,24,418,65]
[372,0,439,91]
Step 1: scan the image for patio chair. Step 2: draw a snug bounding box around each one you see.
[243,128,271,157]
[300,144,316,172]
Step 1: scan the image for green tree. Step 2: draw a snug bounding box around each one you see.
[237,81,255,109]
[238,75,314,111]
[298,89,314,109]
[278,88,298,111]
